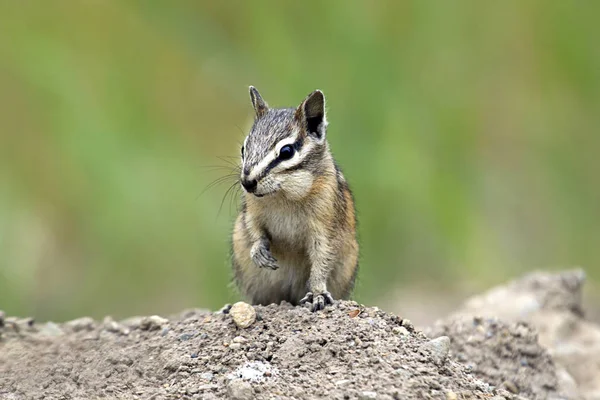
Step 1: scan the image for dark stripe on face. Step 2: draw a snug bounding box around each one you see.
[281,142,325,174]
[258,135,305,180]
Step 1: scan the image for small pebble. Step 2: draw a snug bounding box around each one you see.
[198,384,218,391]
[164,360,179,372]
[229,302,256,329]
[392,326,410,336]
[360,391,378,399]
[230,343,242,350]
[233,336,248,343]
[502,380,519,394]
[179,333,193,341]
[227,379,253,400]
[65,317,95,332]
[119,316,144,329]
[422,336,451,365]
[445,391,458,400]
[140,315,169,331]
[39,322,64,337]
[103,316,130,335]
[401,319,414,331]
[200,372,214,381]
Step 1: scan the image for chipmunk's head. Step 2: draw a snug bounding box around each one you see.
[240,86,330,200]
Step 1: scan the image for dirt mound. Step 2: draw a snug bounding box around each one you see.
[429,316,574,400]
[0,302,512,400]
[451,269,600,400]
[2,270,599,400]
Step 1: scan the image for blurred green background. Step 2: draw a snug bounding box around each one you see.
[1,1,599,322]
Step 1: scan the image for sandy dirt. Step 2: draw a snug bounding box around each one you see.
[1,270,598,400]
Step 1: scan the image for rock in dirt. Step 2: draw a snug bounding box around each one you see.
[228,378,254,400]
[445,390,458,400]
[39,322,64,337]
[229,301,256,329]
[421,335,450,365]
[102,316,130,335]
[65,316,95,332]
[0,302,515,399]
[392,326,410,336]
[359,391,378,399]
[139,315,169,331]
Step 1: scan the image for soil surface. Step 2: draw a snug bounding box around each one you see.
[430,316,571,400]
[0,302,509,400]
[1,270,598,400]
[446,269,600,400]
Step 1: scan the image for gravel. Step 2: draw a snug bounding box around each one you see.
[0,301,514,400]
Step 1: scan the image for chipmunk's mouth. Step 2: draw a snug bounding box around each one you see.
[252,190,275,198]
[247,182,280,198]
[252,187,279,198]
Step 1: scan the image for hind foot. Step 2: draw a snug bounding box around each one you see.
[299,291,335,312]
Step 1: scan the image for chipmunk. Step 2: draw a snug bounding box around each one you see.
[231,86,359,311]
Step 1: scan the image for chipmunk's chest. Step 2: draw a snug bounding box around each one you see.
[260,207,309,247]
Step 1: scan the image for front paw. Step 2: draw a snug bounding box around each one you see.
[299,291,334,312]
[250,242,279,270]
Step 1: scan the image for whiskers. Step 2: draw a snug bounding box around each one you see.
[197,160,243,220]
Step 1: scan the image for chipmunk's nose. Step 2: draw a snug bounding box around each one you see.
[241,177,258,193]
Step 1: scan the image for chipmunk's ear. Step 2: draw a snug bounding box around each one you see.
[296,90,327,140]
[249,86,268,118]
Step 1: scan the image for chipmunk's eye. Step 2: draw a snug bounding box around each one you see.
[241,145,244,158]
[279,145,294,160]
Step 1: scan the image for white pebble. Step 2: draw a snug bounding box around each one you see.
[360,391,378,399]
[229,302,256,329]
[233,336,248,343]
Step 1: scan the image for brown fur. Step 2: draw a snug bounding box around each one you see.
[231,88,359,308]
[232,164,358,305]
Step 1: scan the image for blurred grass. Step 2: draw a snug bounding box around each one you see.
[0,1,599,320]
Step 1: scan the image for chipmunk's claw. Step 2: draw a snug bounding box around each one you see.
[251,243,279,270]
[300,291,334,312]
[218,304,232,314]
[299,292,314,305]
